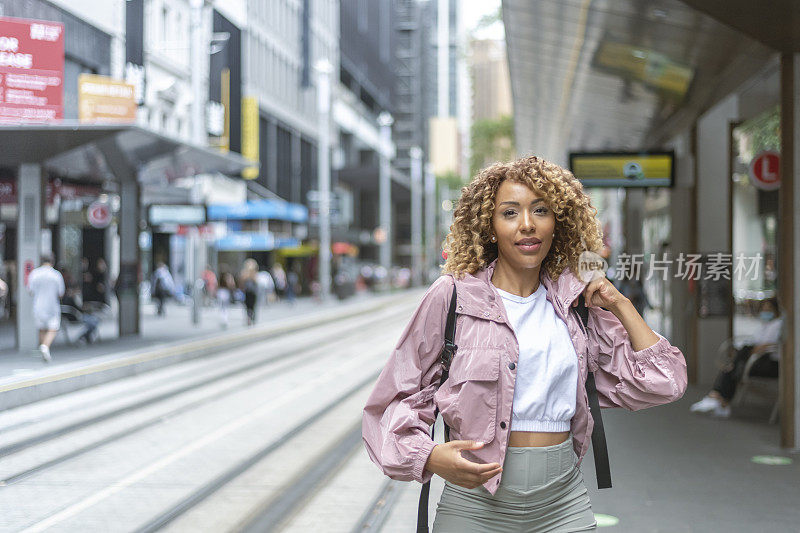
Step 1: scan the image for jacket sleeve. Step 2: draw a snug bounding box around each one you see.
[586,306,688,411]
[362,275,453,483]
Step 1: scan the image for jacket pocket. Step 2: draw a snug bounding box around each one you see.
[436,347,500,443]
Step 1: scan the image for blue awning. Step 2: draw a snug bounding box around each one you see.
[207,199,308,223]
[215,231,300,251]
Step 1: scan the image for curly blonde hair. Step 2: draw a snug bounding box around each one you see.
[442,155,603,280]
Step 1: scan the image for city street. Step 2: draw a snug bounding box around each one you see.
[0,287,797,532]
[0,292,419,532]
[1,0,800,531]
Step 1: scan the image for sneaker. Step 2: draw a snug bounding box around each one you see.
[39,344,51,363]
[690,395,721,413]
[712,404,731,418]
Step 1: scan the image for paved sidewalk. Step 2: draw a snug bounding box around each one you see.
[378,383,800,532]
[0,290,412,400]
[0,298,304,370]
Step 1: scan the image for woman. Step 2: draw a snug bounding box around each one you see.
[239,259,259,326]
[362,156,688,532]
[690,297,781,418]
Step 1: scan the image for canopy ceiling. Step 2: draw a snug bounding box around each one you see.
[503,0,777,164]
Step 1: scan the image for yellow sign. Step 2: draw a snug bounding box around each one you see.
[277,244,318,258]
[595,42,693,98]
[78,74,137,123]
[569,152,674,187]
[241,96,259,180]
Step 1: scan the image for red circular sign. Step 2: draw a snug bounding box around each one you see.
[750,151,781,191]
[87,201,111,228]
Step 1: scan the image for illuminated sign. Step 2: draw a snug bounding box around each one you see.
[148,204,207,226]
[569,151,674,187]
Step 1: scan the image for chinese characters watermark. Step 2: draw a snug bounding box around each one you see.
[611,252,763,281]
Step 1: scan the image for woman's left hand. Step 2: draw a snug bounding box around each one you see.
[575,275,628,312]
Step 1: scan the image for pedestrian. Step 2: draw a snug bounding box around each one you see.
[26,253,65,362]
[256,268,274,307]
[286,266,299,305]
[272,263,287,302]
[89,258,109,305]
[362,156,688,532]
[61,287,100,344]
[151,262,175,316]
[217,271,236,329]
[201,265,218,306]
[80,257,92,303]
[690,297,782,418]
[239,259,259,326]
[0,273,8,320]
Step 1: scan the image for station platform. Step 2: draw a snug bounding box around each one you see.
[375,383,800,532]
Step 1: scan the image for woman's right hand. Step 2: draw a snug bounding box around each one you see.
[424,440,503,489]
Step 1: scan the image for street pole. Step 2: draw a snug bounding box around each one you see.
[410,146,423,286]
[190,0,206,146]
[315,60,333,300]
[378,112,394,274]
[189,0,205,324]
[425,162,437,280]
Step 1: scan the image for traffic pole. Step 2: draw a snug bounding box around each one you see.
[315,60,333,301]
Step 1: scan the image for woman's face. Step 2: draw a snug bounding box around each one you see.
[491,180,556,273]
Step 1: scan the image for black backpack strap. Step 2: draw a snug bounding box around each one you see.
[575,293,612,489]
[417,281,458,533]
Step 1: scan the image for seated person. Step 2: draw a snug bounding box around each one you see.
[62,288,100,344]
[691,298,781,418]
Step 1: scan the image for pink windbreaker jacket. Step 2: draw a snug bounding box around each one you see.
[362,259,688,495]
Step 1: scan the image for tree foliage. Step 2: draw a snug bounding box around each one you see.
[436,170,464,190]
[740,105,780,154]
[470,115,515,177]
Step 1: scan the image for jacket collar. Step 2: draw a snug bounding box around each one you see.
[452,258,588,322]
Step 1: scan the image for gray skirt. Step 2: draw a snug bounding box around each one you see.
[432,436,597,533]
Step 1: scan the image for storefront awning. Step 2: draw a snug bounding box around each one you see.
[0,122,254,182]
[207,199,308,223]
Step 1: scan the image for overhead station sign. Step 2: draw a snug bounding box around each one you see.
[0,16,64,122]
[569,151,674,188]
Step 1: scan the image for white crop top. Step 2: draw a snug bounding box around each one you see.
[492,282,578,432]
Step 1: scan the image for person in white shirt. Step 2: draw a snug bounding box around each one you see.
[690,297,782,418]
[26,253,65,362]
[151,262,175,316]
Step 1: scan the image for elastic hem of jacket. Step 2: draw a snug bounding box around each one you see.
[510,418,572,432]
[412,435,437,483]
[630,334,670,361]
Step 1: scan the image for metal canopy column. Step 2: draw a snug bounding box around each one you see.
[779,52,799,450]
[97,138,140,337]
[15,163,44,351]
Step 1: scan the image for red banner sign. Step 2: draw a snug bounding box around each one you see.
[0,16,64,122]
[0,178,102,204]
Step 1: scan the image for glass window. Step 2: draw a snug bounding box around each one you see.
[731,107,780,339]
